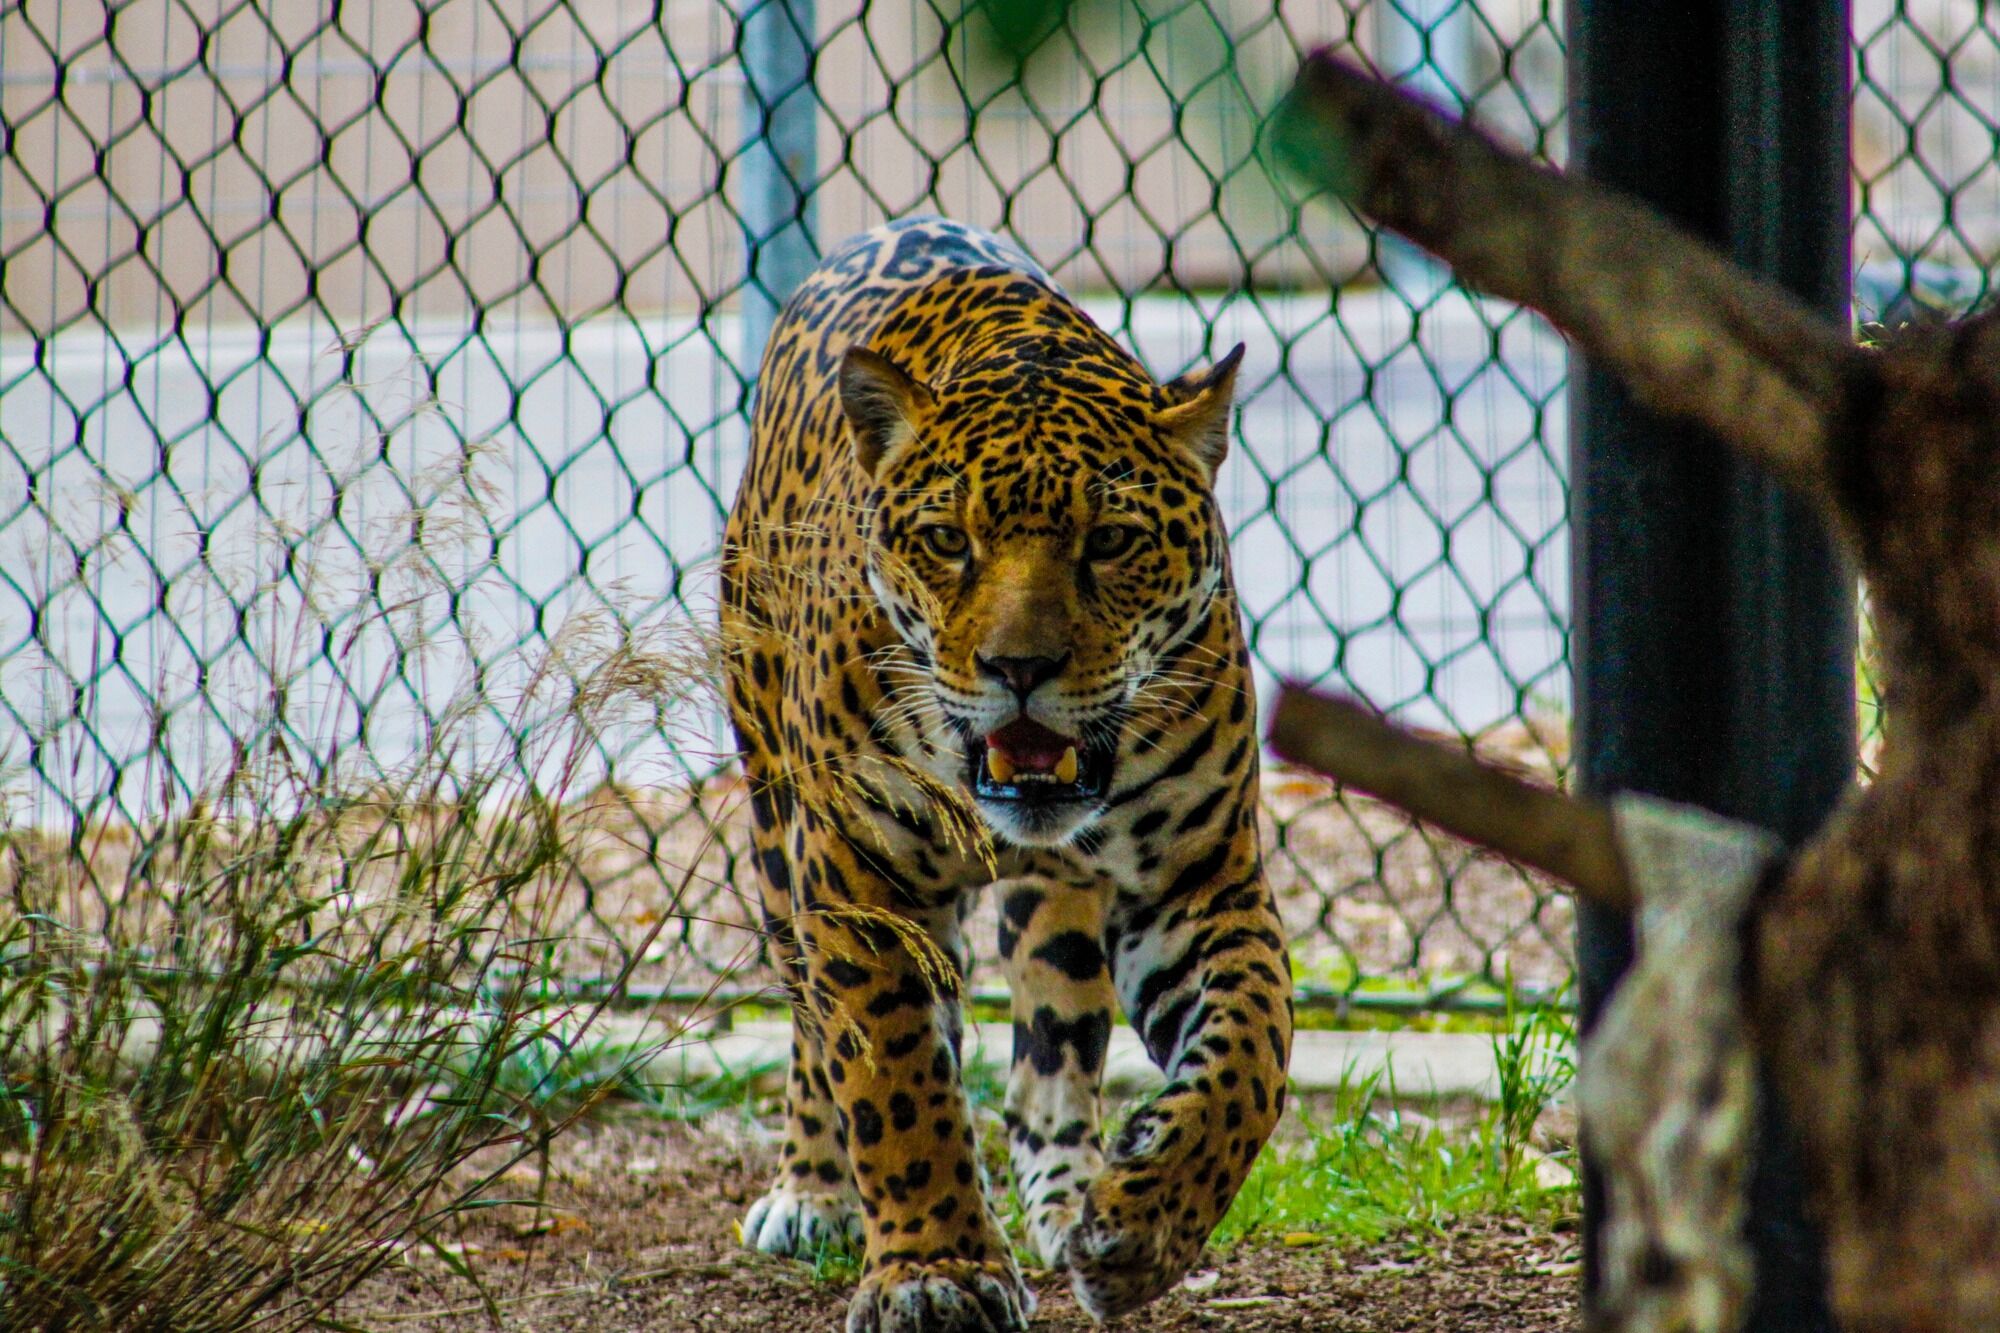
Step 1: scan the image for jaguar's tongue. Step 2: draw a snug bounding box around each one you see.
[985,717,1080,785]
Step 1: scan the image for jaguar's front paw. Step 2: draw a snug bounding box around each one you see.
[1063,1167,1204,1320]
[1023,1194,1084,1268]
[844,1258,1034,1333]
[741,1182,864,1258]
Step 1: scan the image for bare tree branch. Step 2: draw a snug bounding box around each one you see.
[1277,51,1868,507]
[1267,683,1634,913]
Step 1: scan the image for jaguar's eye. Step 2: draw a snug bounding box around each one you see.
[922,524,970,559]
[1083,524,1139,561]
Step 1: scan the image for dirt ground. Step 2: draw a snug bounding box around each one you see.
[334,1110,1581,1332]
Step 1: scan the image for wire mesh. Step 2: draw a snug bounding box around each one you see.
[0,0,1976,1009]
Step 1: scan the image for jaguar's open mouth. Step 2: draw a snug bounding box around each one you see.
[966,715,1113,805]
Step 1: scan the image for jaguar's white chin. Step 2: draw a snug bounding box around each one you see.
[972,792,1105,847]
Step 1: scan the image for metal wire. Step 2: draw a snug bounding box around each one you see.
[0,0,1974,1008]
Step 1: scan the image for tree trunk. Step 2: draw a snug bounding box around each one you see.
[1269,52,2000,1332]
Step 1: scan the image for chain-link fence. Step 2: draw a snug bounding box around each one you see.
[0,0,1986,1010]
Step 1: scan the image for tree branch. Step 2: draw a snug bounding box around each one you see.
[1276,52,1866,507]
[1267,683,1634,913]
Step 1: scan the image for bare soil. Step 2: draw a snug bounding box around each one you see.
[333,1110,1581,1333]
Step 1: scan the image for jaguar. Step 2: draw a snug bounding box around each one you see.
[718,216,1293,1332]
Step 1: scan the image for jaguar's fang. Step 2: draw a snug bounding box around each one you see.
[1055,746,1079,785]
[988,748,1018,784]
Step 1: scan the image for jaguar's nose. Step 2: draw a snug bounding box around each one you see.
[976,652,1070,703]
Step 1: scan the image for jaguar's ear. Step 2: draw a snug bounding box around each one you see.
[1158,342,1246,478]
[840,345,933,478]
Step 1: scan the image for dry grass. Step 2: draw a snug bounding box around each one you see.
[0,613,736,1331]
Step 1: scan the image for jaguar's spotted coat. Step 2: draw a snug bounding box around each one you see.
[719,218,1294,1332]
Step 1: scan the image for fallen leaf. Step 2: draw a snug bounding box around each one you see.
[1354,1259,1416,1273]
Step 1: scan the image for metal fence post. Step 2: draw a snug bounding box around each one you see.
[737,0,820,377]
[1567,0,1853,1326]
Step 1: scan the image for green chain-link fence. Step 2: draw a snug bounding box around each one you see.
[0,0,1983,1010]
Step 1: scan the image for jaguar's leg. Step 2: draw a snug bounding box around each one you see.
[794,820,1032,1333]
[995,876,1114,1267]
[739,791,865,1259]
[1064,834,1294,1320]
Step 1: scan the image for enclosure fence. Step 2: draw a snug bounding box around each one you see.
[0,0,1985,1009]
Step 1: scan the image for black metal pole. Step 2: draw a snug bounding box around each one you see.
[1567,1,1853,1326]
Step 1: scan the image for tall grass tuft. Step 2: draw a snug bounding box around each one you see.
[0,337,751,1329]
[1490,980,1576,1191]
[0,613,722,1331]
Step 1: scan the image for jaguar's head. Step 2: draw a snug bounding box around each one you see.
[842,324,1244,847]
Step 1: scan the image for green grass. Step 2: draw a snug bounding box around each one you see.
[463,1023,784,1126]
[1491,983,1577,1187]
[635,1058,788,1122]
[1214,996,1578,1250]
[804,1239,866,1286]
